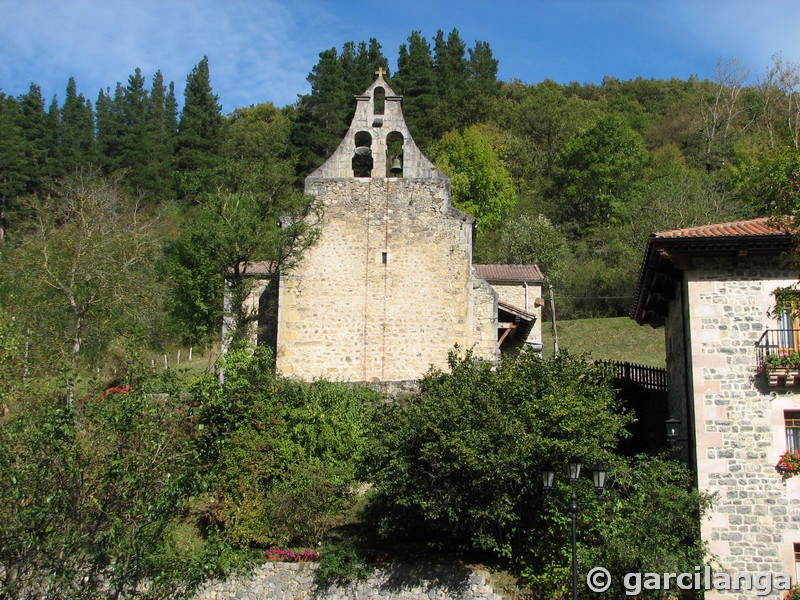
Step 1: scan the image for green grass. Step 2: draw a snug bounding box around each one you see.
[541,316,665,367]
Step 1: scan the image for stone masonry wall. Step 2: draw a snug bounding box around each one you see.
[276,177,497,382]
[192,562,504,600]
[472,274,500,358]
[272,73,498,383]
[678,254,800,599]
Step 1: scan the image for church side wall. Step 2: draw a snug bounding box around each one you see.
[276,178,491,382]
[471,275,500,362]
[681,254,800,599]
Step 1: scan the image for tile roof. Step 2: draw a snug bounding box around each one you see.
[631,216,797,325]
[652,217,793,240]
[474,264,544,282]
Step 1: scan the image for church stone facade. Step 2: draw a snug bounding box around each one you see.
[273,71,503,383]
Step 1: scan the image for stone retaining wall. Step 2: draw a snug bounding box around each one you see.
[192,562,505,600]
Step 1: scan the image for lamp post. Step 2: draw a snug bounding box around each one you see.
[665,416,680,456]
[542,460,609,600]
[665,416,680,442]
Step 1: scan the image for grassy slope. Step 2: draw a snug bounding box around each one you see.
[541,316,665,367]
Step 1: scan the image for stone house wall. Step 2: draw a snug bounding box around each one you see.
[490,281,543,346]
[669,253,800,598]
[472,274,500,357]
[490,282,528,312]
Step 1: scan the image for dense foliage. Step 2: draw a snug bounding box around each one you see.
[0,375,201,599]
[193,346,378,550]
[363,350,710,599]
[365,349,628,557]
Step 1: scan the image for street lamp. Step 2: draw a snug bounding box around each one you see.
[665,416,680,453]
[541,461,609,600]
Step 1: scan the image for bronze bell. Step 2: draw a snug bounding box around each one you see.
[389,157,402,174]
[354,145,372,156]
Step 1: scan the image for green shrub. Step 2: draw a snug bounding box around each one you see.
[315,535,371,588]
[364,348,630,561]
[195,346,378,549]
[575,455,711,599]
[363,348,711,596]
[0,379,201,599]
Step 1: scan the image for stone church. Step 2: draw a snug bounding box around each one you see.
[233,70,543,385]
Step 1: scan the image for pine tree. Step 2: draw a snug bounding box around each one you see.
[115,68,151,196]
[396,31,437,149]
[433,29,469,135]
[291,48,349,175]
[17,84,54,192]
[353,38,389,93]
[46,97,61,177]
[59,78,96,173]
[465,41,500,124]
[95,83,126,176]
[144,71,177,202]
[175,56,224,199]
[0,94,28,240]
[340,41,360,96]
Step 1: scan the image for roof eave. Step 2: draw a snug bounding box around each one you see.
[631,233,796,325]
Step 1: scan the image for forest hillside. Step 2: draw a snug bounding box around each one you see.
[2,30,798,369]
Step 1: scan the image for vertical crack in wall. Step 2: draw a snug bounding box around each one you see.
[381,178,390,382]
[363,178,372,382]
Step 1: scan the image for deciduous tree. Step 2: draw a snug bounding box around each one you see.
[434,124,517,228]
[163,107,319,345]
[554,114,647,230]
[6,170,161,392]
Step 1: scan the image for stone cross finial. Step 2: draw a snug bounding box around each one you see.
[375,67,386,79]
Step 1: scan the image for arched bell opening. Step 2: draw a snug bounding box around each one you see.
[373,87,385,115]
[353,131,373,178]
[386,131,404,177]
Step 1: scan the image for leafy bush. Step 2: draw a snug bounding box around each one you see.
[314,535,371,588]
[364,348,630,561]
[195,346,378,549]
[575,455,711,599]
[363,349,711,597]
[0,378,201,599]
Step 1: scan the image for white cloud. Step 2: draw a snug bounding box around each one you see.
[0,0,327,108]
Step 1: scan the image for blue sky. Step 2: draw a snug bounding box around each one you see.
[2,0,799,113]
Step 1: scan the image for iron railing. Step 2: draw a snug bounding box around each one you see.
[755,329,800,371]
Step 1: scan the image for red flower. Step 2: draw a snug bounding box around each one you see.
[776,451,800,480]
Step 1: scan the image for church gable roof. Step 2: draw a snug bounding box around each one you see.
[306,70,444,181]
